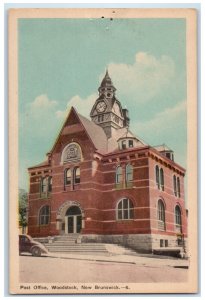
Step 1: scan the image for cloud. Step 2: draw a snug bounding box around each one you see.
[100,52,176,103]
[133,101,186,135]
[21,94,62,142]
[132,100,187,165]
[56,93,97,119]
[30,94,58,109]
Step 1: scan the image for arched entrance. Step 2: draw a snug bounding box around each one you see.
[56,200,84,234]
[65,206,82,234]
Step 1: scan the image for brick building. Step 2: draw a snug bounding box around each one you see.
[27,71,187,253]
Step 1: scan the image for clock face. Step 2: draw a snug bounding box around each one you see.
[96,101,107,112]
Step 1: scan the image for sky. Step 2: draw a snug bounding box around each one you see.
[18,18,187,191]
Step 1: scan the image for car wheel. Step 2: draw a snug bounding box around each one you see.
[32,247,41,257]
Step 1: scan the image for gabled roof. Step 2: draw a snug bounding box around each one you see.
[77,113,108,153]
[50,107,108,154]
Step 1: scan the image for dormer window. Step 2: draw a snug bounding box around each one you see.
[119,138,135,150]
[128,140,133,148]
[122,140,126,149]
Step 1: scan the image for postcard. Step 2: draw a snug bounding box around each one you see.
[9,8,197,294]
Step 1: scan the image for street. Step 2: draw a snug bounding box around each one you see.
[19,255,188,283]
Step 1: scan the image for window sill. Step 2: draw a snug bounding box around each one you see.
[156,187,165,192]
[115,183,134,190]
[116,219,134,222]
[40,195,51,199]
[158,228,166,232]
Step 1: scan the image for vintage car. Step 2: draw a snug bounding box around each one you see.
[19,234,48,256]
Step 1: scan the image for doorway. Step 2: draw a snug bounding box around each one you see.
[65,206,82,234]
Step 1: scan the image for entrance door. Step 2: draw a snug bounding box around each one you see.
[76,215,82,233]
[65,206,82,234]
[68,216,74,233]
[66,215,82,233]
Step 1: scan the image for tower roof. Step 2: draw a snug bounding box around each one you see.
[99,70,116,90]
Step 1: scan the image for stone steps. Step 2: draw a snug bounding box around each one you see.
[49,244,106,247]
[42,235,110,255]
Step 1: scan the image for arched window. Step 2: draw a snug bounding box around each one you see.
[177,177,181,198]
[126,164,133,182]
[157,200,165,230]
[116,166,123,184]
[175,205,182,232]
[155,165,160,189]
[41,177,47,193]
[173,175,177,196]
[65,169,71,185]
[39,205,50,225]
[160,168,164,191]
[122,140,126,149]
[74,167,80,184]
[48,176,52,192]
[117,198,134,220]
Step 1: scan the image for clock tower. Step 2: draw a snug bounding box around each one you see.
[90,70,129,138]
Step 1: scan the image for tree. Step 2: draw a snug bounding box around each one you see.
[19,189,28,228]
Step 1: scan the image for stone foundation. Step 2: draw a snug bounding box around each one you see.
[82,234,152,253]
[81,233,187,254]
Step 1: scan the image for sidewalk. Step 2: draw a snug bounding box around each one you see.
[45,251,189,269]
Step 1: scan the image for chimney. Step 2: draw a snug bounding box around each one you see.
[122,108,130,128]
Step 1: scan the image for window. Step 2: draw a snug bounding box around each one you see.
[126,164,133,182]
[175,205,182,230]
[41,177,47,193]
[160,168,164,191]
[173,175,181,198]
[114,115,119,123]
[48,176,52,192]
[98,115,104,122]
[166,152,171,159]
[155,165,164,191]
[74,167,80,184]
[155,166,160,189]
[160,239,164,247]
[177,177,181,198]
[39,205,50,225]
[128,140,133,148]
[117,198,134,220]
[122,140,126,149]
[65,169,71,185]
[22,236,29,243]
[157,200,165,230]
[173,175,177,196]
[116,166,123,184]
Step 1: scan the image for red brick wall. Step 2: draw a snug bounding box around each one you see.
[148,156,187,237]
[27,134,187,239]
